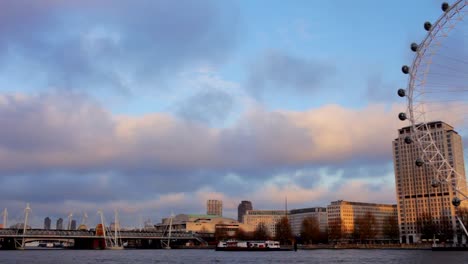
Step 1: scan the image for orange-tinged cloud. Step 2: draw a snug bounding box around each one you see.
[0,93,404,173]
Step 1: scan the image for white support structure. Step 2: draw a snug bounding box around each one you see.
[67,212,73,230]
[2,208,7,229]
[98,209,123,250]
[109,209,123,249]
[161,213,174,249]
[456,216,468,242]
[21,203,31,248]
[80,212,88,227]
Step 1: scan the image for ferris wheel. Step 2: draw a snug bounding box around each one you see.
[398,1,468,207]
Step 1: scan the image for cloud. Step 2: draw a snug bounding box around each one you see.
[0,0,239,92]
[247,50,335,98]
[175,88,235,125]
[0,91,404,226]
[0,92,403,175]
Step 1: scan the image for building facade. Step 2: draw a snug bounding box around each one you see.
[289,207,327,235]
[156,214,254,234]
[237,201,253,223]
[393,121,467,244]
[44,217,51,230]
[243,210,287,238]
[207,200,223,216]
[327,200,397,241]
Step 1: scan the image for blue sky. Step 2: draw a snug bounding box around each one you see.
[0,0,454,227]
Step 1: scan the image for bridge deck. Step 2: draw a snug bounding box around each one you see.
[0,229,200,240]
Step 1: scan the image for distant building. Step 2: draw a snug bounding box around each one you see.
[9,223,31,229]
[393,121,467,244]
[70,220,77,230]
[243,210,287,237]
[56,218,63,230]
[289,207,327,235]
[207,200,223,216]
[327,200,397,242]
[155,214,254,235]
[44,217,51,230]
[237,201,253,223]
[0,224,3,229]
[143,219,155,230]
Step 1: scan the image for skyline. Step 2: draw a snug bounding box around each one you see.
[0,1,459,227]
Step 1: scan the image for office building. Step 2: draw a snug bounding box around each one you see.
[327,200,397,241]
[44,217,51,230]
[70,220,77,230]
[393,121,467,243]
[207,200,223,216]
[289,207,327,235]
[238,201,253,223]
[56,218,63,230]
[243,210,287,238]
[157,214,254,233]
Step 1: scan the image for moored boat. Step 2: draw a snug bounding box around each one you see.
[215,240,292,251]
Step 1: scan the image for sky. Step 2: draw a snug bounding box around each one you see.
[0,0,452,228]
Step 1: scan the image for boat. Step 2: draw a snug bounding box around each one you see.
[215,240,292,251]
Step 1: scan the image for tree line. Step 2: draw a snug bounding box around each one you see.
[328,212,399,243]
[215,209,468,244]
[215,213,400,244]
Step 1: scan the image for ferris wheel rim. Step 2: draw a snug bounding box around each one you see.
[405,0,468,198]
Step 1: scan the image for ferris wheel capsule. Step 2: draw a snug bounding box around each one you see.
[402,65,410,74]
[442,2,450,12]
[424,22,432,31]
[415,158,424,167]
[404,136,413,144]
[398,113,407,121]
[452,197,461,207]
[431,179,440,188]
[410,43,418,52]
[397,89,406,97]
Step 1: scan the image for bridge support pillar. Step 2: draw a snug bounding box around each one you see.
[0,238,17,250]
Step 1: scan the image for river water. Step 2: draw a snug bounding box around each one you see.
[2,249,468,264]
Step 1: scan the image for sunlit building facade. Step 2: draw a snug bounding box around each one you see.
[207,200,223,216]
[289,207,327,235]
[327,200,397,241]
[393,121,467,244]
[156,214,254,234]
[243,210,287,238]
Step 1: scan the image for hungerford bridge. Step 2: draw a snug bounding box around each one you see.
[0,228,206,250]
[0,204,206,250]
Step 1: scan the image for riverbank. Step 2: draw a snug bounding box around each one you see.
[177,243,431,250]
[299,244,431,250]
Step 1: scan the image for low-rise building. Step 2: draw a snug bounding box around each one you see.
[156,214,254,235]
[243,210,287,238]
[327,200,397,242]
[289,207,327,235]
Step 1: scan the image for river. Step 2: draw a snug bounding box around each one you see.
[2,249,468,264]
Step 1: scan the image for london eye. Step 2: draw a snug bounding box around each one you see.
[398,1,468,211]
